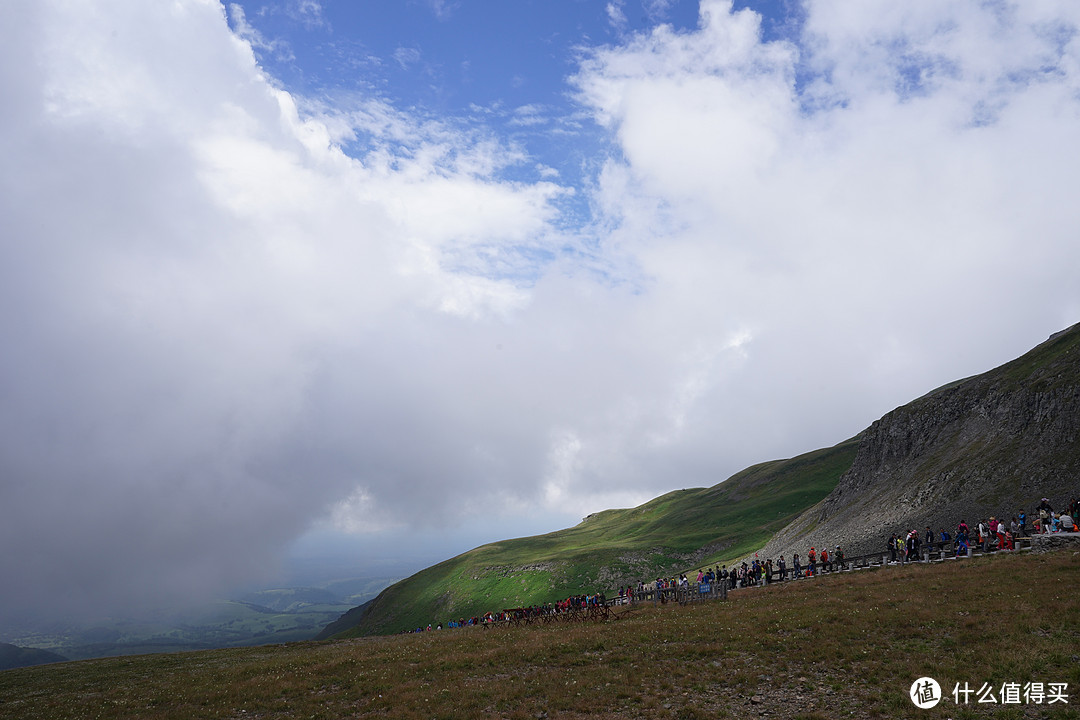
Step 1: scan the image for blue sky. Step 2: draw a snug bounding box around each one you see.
[227,1,794,187]
[230,1,703,109]
[2,0,1080,623]
[227,0,708,223]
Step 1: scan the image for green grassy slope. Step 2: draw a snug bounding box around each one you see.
[328,437,859,637]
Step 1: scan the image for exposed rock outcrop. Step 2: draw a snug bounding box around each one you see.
[1030,532,1080,554]
[757,323,1080,561]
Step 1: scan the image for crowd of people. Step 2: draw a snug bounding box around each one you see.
[407,494,1079,631]
[618,494,1080,598]
[615,550,844,600]
[890,496,1080,561]
[403,593,609,634]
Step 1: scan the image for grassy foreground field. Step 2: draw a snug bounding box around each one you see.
[2,550,1077,720]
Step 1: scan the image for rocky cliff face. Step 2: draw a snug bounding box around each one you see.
[756,323,1080,561]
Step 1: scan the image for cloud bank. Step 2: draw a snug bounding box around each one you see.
[1,0,1078,621]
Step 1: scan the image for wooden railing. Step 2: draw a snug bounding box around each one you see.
[616,580,727,606]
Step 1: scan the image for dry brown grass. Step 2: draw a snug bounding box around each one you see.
[2,550,1077,719]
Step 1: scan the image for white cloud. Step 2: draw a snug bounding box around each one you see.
[288,0,326,28]
[510,103,550,127]
[642,0,676,22]
[429,0,459,22]
[607,1,629,33]
[0,0,568,620]
[568,0,1080,454]
[393,46,421,70]
[228,3,293,61]
[537,163,560,179]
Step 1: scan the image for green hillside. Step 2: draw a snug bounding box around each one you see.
[327,437,859,637]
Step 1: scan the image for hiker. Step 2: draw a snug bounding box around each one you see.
[1058,512,1077,532]
[1038,499,1053,533]
[792,553,801,579]
[835,545,844,571]
[925,526,934,551]
[820,547,830,573]
[778,555,787,581]
[1018,511,1027,537]
[996,521,1007,550]
[887,534,897,563]
[807,547,817,576]
[956,524,969,557]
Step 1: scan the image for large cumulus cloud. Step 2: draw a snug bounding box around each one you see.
[572,0,1080,443]
[0,0,566,620]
